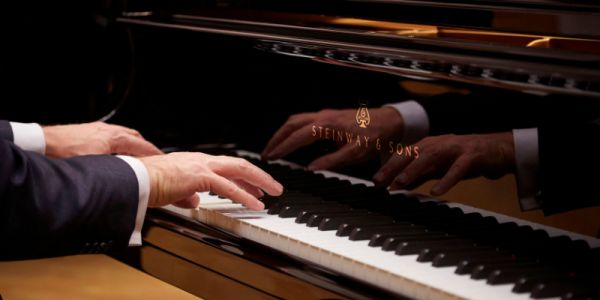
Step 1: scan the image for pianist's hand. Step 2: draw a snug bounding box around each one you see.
[43,122,162,158]
[139,152,284,210]
[373,132,515,195]
[262,107,403,170]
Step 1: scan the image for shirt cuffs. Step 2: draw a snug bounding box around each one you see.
[9,122,46,154]
[513,128,541,211]
[117,155,150,246]
[385,101,430,143]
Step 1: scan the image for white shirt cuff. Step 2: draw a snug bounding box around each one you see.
[117,155,150,246]
[9,122,46,154]
[385,101,430,143]
[513,128,541,211]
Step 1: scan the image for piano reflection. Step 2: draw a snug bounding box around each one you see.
[44,0,600,298]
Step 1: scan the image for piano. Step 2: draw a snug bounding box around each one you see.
[99,0,600,298]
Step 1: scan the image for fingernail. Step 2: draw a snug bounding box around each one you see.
[373,172,384,183]
[307,164,320,171]
[274,181,284,194]
[396,173,408,185]
[431,185,443,196]
[255,201,265,211]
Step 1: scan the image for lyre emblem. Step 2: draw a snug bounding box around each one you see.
[356,104,370,128]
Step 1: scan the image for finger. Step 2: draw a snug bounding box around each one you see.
[111,134,163,156]
[207,175,265,210]
[393,165,439,190]
[212,157,284,196]
[234,179,264,198]
[173,193,201,208]
[389,152,439,189]
[431,154,473,196]
[308,144,363,170]
[262,113,316,159]
[266,124,319,160]
[372,154,415,187]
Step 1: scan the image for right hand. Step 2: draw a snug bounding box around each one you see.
[262,107,404,170]
[139,152,284,210]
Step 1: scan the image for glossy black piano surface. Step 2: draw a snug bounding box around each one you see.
[2,0,600,298]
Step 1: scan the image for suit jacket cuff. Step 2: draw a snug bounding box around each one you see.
[0,120,14,141]
[513,128,541,211]
[9,122,46,154]
[385,101,430,143]
[117,156,150,246]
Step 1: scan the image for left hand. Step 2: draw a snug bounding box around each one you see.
[43,122,162,158]
[372,132,515,196]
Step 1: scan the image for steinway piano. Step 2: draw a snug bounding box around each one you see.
[100,0,600,298]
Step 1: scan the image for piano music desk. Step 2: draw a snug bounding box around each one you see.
[0,254,201,300]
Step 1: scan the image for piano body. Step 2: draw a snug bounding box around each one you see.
[99,0,600,299]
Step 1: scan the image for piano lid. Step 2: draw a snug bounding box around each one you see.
[117,1,600,98]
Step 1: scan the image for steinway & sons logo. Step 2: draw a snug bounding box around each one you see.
[311,104,420,159]
[356,104,370,128]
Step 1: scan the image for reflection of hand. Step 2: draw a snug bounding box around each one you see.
[43,122,162,158]
[262,107,404,170]
[140,152,284,210]
[373,132,515,196]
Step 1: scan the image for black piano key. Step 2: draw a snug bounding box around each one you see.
[470,262,541,280]
[418,246,498,263]
[336,218,397,236]
[278,203,348,218]
[396,239,475,256]
[455,256,519,275]
[318,215,393,231]
[349,224,426,241]
[432,248,509,267]
[381,234,451,251]
[267,198,324,214]
[512,274,572,293]
[531,280,591,299]
[487,266,558,285]
[369,231,448,247]
[306,211,372,227]
[295,207,365,223]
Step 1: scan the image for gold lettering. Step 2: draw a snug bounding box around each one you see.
[355,135,362,147]
[336,131,343,143]
[404,145,412,157]
[389,141,394,154]
[318,126,323,138]
[414,145,420,159]
[363,136,370,148]
[376,138,381,150]
[325,128,330,140]
[311,125,317,137]
[346,132,354,144]
[396,143,404,155]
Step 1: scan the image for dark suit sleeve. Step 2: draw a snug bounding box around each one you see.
[417,91,543,135]
[417,92,600,136]
[0,120,14,141]
[538,119,600,214]
[0,139,139,259]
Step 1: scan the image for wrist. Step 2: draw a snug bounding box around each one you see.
[139,156,159,207]
[42,126,60,157]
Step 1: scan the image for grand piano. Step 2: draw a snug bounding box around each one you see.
[94,0,600,298]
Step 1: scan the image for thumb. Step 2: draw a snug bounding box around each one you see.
[173,193,201,209]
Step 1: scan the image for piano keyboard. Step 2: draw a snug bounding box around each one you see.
[161,151,600,300]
